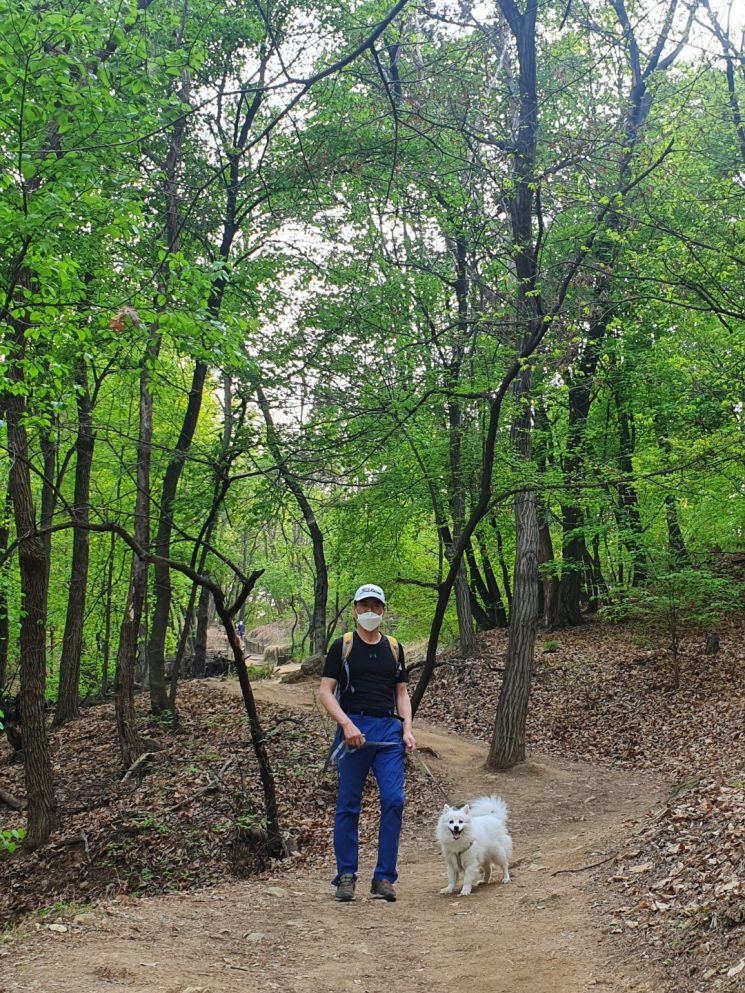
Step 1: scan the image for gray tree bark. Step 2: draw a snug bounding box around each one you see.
[488,0,541,769]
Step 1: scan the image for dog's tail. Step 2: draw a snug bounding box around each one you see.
[470,794,508,821]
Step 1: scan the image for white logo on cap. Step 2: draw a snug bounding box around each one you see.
[354,584,385,604]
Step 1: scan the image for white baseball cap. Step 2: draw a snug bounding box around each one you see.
[354,583,386,605]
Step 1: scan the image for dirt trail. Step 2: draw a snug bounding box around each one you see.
[5,678,665,993]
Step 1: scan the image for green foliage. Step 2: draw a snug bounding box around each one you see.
[602,567,742,632]
[245,663,274,681]
[0,828,25,855]
[127,815,170,836]
[0,0,743,704]
[234,811,266,835]
[601,563,742,687]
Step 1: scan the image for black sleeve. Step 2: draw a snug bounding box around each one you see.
[395,643,408,683]
[322,638,343,681]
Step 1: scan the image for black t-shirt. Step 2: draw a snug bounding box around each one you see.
[323,632,408,714]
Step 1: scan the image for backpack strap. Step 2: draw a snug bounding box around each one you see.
[341,630,354,662]
[384,635,404,682]
[336,631,355,700]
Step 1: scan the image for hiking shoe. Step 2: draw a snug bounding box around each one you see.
[370,878,396,902]
[335,874,356,902]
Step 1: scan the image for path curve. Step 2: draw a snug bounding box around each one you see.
[5,677,664,993]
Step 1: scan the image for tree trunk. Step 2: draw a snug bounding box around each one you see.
[115,320,160,767]
[147,359,208,713]
[192,582,211,678]
[168,368,243,707]
[537,512,559,629]
[489,462,539,768]
[467,588,495,631]
[488,0,540,769]
[210,579,283,858]
[168,583,196,705]
[665,494,688,567]
[477,534,508,627]
[39,427,56,619]
[142,69,197,713]
[551,301,610,628]
[101,530,116,697]
[309,534,328,658]
[493,519,513,612]
[0,482,10,692]
[410,0,602,712]
[446,235,475,657]
[614,386,646,583]
[115,554,147,769]
[5,305,59,846]
[553,391,591,627]
[656,422,689,567]
[54,361,94,726]
[581,533,607,613]
[590,533,608,610]
[453,563,475,654]
[466,539,506,629]
[256,386,328,657]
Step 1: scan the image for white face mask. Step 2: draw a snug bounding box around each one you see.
[356,611,383,632]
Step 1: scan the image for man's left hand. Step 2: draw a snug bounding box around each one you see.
[402,730,416,752]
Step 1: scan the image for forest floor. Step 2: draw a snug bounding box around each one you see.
[1,618,743,993]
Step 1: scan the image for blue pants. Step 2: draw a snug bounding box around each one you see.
[332,715,405,886]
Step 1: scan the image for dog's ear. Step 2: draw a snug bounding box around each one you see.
[462,804,470,815]
[442,804,450,814]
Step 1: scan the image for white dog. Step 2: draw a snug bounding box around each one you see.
[436,795,513,897]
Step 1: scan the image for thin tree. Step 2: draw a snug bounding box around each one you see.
[54,357,95,725]
[255,385,329,658]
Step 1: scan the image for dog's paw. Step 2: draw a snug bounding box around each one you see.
[458,888,472,897]
[439,885,455,895]
[501,872,511,884]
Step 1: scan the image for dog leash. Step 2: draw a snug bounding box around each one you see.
[322,734,399,773]
[408,748,451,803]
[321,733,452,806]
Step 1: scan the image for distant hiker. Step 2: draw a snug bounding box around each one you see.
[319,583,416,903]
[236,619,245,642]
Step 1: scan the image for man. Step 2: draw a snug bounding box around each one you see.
[319,583,416,903]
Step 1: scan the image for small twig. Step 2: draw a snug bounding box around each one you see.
[121,751,156,783]
[214,755,236,779]
[168,780,220,813]
[265,716,305,732]
[80,830,91,863]
[551,853,617,876]
[168,757,235,812]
